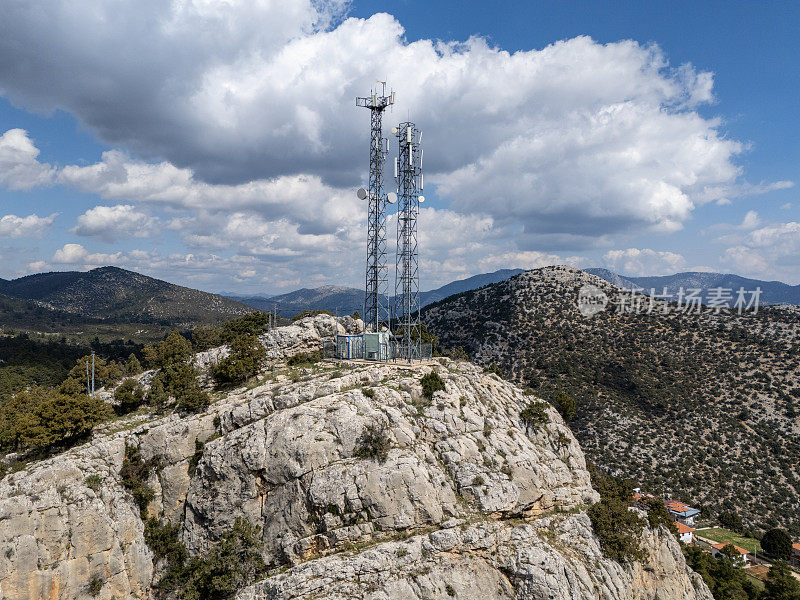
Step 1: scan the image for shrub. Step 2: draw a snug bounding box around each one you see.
[520,401,549,429]
[588,497,645,562]
[362,387,375,399]
[762,561,800,600]
[287,351,322,366]
[114,379,146,415]
[645,498,677,536]
[483,362,504,378]
[87,575,103,596]
[85,474,103,492]
[212,334,266,385]
[761,528,792,560]
[143,333,193,370]
[553,390,576,422]
[0,387,112,453]
[420,371,446,400]
[151,517,266,599]
[354,423,390,462]
[119,443,159,518]
[124,354,143,376]
[292,309,333,321]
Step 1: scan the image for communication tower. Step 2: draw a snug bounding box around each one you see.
[392,122,423,360]
[356,82,395,333]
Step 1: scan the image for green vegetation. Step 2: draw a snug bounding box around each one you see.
[145,333,210,413]
[586,464,645,562]
[0,386,111,453]
[420,370,446,400]
[146,517,266,599]
[119,443,159,518]
[354,423,390,462]
[684,545,760,600]
[482,362,504,378]
[114,379,146,415]
[192,312,271,351]
[519,401,549,429]
[87,575,104,596]
[697,527,762,555]
[552,390,576,422]
[761,528,793,560]
[644,497,678,536]
[292,309,333,321]
[761,561,800,600]
[286,350,322,367]
[211,334,266,386]
[85,474,103,492]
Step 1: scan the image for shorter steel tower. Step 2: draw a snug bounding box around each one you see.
[356,83,395,333]
[393,121,423,360]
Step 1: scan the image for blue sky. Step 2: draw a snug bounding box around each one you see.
[0,0,798,293]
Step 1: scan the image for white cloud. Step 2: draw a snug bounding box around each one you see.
[740,210,761,229]
[781,203,792,210]
[72,204,159,241]
[0,212,57,238]
[721,221,800,284]
[0,129,55,190]
[0,4,767,243]
[603,247,686,276]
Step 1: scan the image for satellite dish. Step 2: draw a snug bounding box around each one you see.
[391,127,398,135]
[387,192,398,204]
[357,188,367,200]
[418,195,425,203]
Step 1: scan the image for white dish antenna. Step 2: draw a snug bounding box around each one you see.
[391,126,398,135]
[357,188,367,200]
[387,192,398,204]
[418,195,425,203]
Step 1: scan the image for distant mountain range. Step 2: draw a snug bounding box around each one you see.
[586,268,800,306]
[229,269,527,317]
[0,266,254,334]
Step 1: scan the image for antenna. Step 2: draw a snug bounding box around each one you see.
[356,84,395,333]
[393,122,422,361]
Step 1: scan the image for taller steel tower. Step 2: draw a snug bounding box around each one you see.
[393,121,423,360]
[356,83,395,333]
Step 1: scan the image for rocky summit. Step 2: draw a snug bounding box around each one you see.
[0,315,711,599]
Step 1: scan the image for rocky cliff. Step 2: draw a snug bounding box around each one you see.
[0,315,712,600]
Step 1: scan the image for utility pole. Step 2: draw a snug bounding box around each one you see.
[91,352,95,398]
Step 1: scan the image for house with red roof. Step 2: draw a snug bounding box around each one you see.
[675,522,695,544]
[791,542,800,568]
[664,500,700,526]
[711,543,751,566]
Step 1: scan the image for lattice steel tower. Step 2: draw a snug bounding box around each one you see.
[356,83,395,333]
[393,121,423,360]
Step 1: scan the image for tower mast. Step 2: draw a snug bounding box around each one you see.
[356,82,395,333]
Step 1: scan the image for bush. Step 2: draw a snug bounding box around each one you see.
[420,371,446,400]
[354,423,390,462]
[87,575,103,596]
[292,309,333,321]
[149,517,266,599]
[553,390,576,422]
[762,561,800,600]
[85,474,103,492]
[119,443,159,518]
[588,497,645,562]
[286,351,322,366]
[520,401,549,429]
[0,386,112,453]
[124,354,143,376]
[483,362,504,378]
[114,379,146,414]
[684,545,759,599]
[143,332,193,370]
[645,498,678,536]
[718,510,744,533]
[212,334,266,385]
[761,528,793,560]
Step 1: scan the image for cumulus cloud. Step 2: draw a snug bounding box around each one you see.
[721,221,800,283]
[72,204,159,241]
[0,2,764,243]
[603,247,687,276]
[0,212,57,238]
[0,129,55,190]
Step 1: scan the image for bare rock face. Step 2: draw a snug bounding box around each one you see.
[0,314,712,600]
